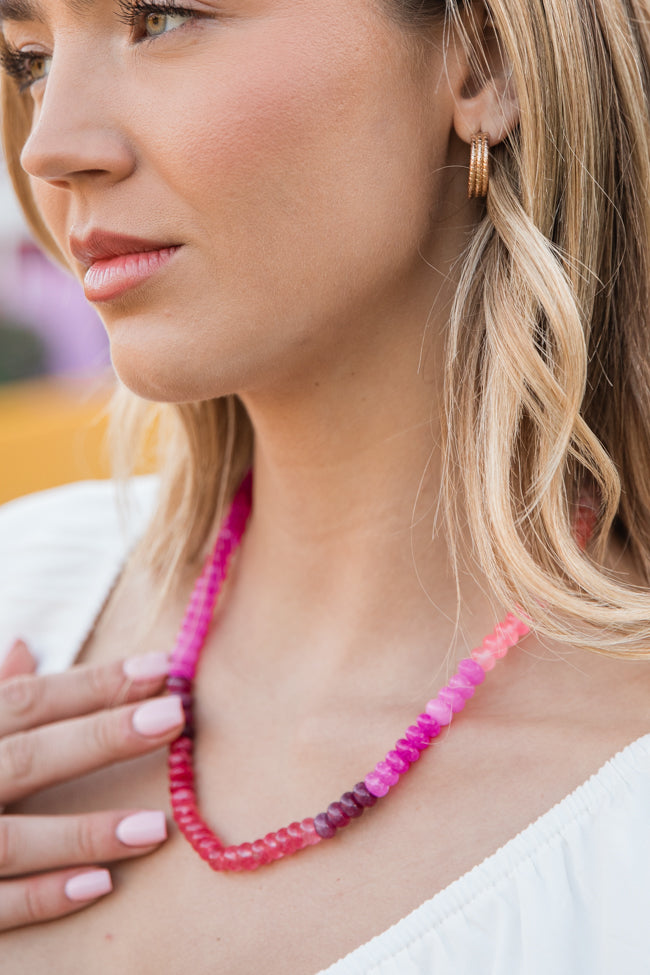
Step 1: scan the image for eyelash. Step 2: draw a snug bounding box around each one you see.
[115,0,198,34]
[0,46,47,92]
[0,0,199,92]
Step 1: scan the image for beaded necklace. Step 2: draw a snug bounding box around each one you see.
[166,472,530,872]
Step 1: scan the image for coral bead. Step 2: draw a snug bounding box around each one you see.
[274,828,293,853]
[471,647,497,671]
[170,787,195,804]
[287,821,307,851]
[260,833,282,863]
[251,839,271,865]
[222,848,243,871]
[300,818,321,846]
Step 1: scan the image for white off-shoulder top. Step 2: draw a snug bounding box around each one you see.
[1,480,649,974]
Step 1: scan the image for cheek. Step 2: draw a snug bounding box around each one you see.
[139,19,438,286]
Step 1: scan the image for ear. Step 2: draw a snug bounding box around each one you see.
[451,13,520,148]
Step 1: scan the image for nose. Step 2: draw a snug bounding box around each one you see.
[20,49,136,189]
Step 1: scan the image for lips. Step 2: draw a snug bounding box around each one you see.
[69,230,182,302]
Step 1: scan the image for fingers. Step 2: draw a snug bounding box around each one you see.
[0,652,171,738]
[0,696,185,806]
[0,808,167,877]
[0,640,38,681]
[0,867,114,933]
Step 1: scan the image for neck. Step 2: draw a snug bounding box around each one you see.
[229,309,501,692]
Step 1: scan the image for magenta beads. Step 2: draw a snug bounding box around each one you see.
[166,472,530,871]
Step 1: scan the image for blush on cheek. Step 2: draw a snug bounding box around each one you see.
[150,15,385,214]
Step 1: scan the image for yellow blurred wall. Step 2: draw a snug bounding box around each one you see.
[0,374,114,505]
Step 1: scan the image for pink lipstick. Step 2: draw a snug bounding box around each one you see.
[69,231,182,303]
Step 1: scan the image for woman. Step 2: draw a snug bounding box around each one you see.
[1,0,649,970]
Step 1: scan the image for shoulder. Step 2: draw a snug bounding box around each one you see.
[0,476,159,543]
[0,477,159,673]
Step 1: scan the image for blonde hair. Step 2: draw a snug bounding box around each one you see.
[3,0,650,654]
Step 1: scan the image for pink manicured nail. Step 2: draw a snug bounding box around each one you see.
[116,811,167,847]
[132,696,184,737]
[65,869,113,902]
[123,652,169,681]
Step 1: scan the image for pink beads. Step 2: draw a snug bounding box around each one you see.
[457,658,485,685]
[425,697,454,725]
[470,612,528,672]
[166,471,531,871]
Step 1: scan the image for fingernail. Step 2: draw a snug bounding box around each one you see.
[132,696,184,737]
[65,869,113,902]
[123,652,169,681]
[9,638,29,655]
[116,810,167,847]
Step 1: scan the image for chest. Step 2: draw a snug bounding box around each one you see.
[6,565,650,974]
[5,694,647,975]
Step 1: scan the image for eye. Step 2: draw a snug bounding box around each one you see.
[143,10,193,38]
[25,53,49,82]
[0,46,51,92]
[116,1,198,42]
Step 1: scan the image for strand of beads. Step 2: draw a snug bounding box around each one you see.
[167,473,253,860]
[166,472,531,872]
[310,612,529,843]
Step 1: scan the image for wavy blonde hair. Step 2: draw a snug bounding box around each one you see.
[3,0,650,654]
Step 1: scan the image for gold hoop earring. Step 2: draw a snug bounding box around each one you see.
[468,132,490,199]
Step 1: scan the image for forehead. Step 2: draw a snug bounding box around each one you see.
[0,0,94,24]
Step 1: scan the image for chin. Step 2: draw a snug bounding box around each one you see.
[109,339,250,404]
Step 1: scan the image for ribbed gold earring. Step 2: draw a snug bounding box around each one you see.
[468,132,490,199]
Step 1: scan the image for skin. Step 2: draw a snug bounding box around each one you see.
[1,0,649,970]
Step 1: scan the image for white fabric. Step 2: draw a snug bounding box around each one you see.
[0,477,159,673]
[0,480,649,974]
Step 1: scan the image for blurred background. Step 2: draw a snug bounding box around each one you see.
[0,157,115,505]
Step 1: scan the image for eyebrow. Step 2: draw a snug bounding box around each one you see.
[0,0,94,26]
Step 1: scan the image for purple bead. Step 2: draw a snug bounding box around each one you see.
[416,712,440,737]
[405,725,431,751]
[364,771,391,798]
[395,739,421,763]
[385,750,410,773]
[166,676,192,693]
[457,657,486,685]
[326,802,351,829]
[437,687,467,713]
[314,812,337,839]
[352,781,378,807]
[339,792,364,818]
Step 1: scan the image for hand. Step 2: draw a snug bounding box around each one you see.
[0,639,184,932]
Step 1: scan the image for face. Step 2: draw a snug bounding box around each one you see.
[1,0,462,403]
